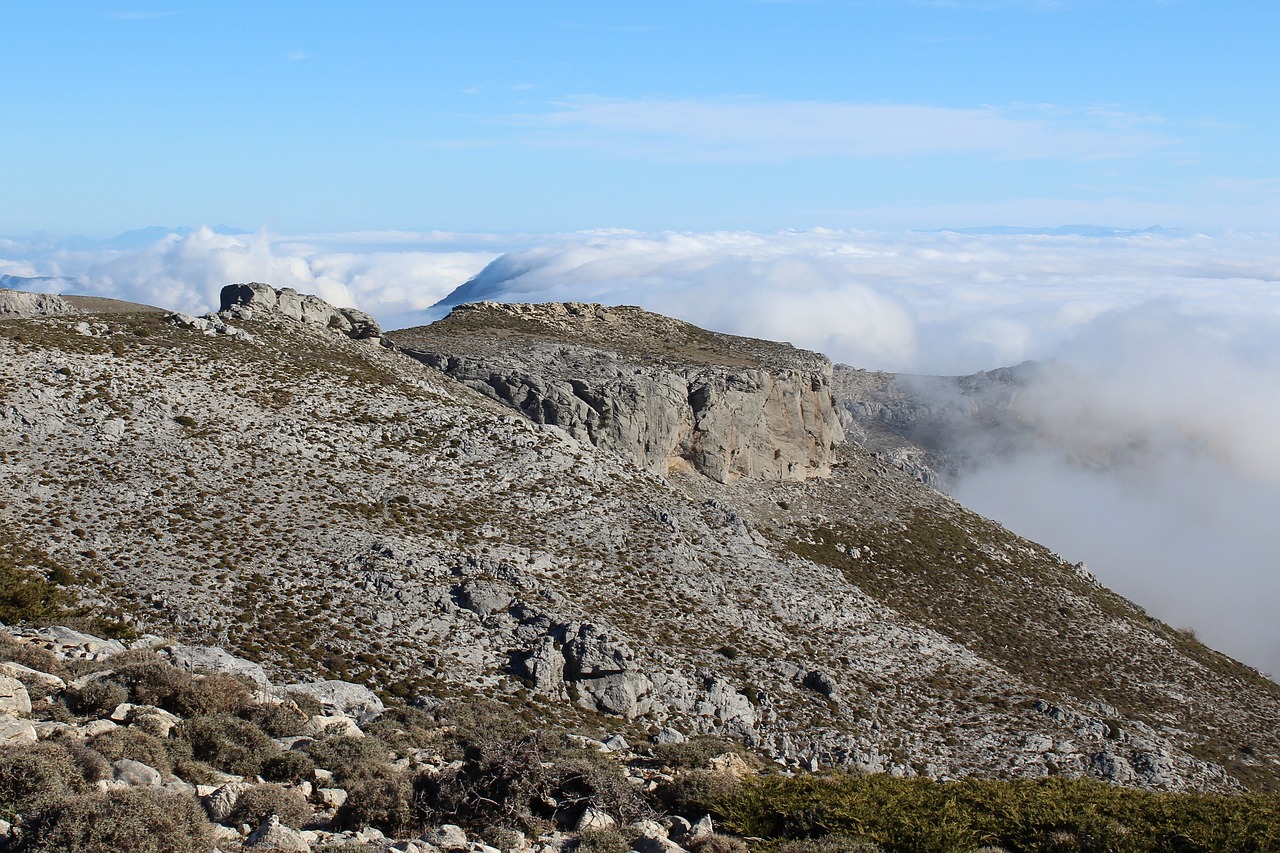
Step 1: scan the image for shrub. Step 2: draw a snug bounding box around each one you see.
[64,677,128,716]
[779,837,884,853]
[173,714,278,776]
[0,742,87,820]
[363,705,441,752]
[229,783,312,829]
[710,774,1280,853]
[0,634,62,678]
[89,728,174,774]
[336,773,419,836]
[260,750,317,784]
[302,734,392,783]
[689,835,749,853]
[244,700,308,738]
[173,672,253,717]
[171,757,223,787]
[16,787,214,853]
[103,654,194,710]
[284,690,324,717]
[416,729,651,833]
[651,736,755,771]
[578,828,634,853]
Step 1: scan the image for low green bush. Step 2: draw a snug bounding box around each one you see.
[302,734,392,783]
[229,782,312,829]
[0,742,88,821]
[172,714,278,776]
[16,787,214,853]
[416,729,651,833]
[260,749,317,784]
[64,677,128,716]
[650,735,758,771]
[709,773,1280,853]
[244,699,309,738]
[89,728,174,774]
[336,773,419,836]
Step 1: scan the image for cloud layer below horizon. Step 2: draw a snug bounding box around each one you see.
[4,226,1279,675]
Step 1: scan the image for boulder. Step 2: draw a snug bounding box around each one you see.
[162,644,271,686]
[0,716,37,746]
[422,824,469,850]
[0,676,31,715]
[246,815,310,851]
[219,282,382,342]
[112,758,163,787]
[575,806,616,831]
[282,680,384,724]
[0,661,65,692]
[0,288,78,318]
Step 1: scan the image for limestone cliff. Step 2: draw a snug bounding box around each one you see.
[388,301,843,483]
[219,281,383,341]
[0,288,78,318]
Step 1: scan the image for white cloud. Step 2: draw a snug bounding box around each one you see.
[520,97,1170,162]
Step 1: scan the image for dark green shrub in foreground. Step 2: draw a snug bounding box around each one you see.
[707,773,1280,853]
[88,727,175,774]
[172,713,278,776]
[0,742,88,821]
[229,782,312,829]
[16,787,214,853]
[302,734,392,783]
[64,677,128,716]
[416,729,651,833]
[260,749,317,784]
[335,773,419,836]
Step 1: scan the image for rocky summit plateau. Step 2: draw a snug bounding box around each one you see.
[2,282,1280,847]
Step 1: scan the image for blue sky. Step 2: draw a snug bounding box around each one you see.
[3,1,1277,236]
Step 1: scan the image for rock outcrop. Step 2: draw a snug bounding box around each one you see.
[390,302,843,483]
[219,282,382,341]
[0,288,78,318]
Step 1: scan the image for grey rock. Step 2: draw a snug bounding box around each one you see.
[0,676,31,715]
[283,680,385,723]
[113,758,163,787]
[203,782,249,824]
[392,302,843,483]
[0,716,37,746]
[246,815,310,851]
[0,661,65,692]
[575,806,616,831]
[802,669,839,699]
[0,288,78,318]
[513,637,566,698]
[422,824,469,850]
[220,282,381,342]
[456,579,513,615]
[652,727,687,745]
[162,643,271,686]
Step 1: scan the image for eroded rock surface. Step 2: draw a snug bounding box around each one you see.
[390,302,843,483]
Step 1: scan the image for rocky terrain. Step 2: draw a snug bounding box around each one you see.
[2,280,1280,833]
[389,302,842,483]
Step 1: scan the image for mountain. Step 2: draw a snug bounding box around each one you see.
[2,284,1278,798]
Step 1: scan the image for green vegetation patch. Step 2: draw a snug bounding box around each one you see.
[708,773,1280,853]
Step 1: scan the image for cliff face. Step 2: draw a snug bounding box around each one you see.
[219,281,383,341]
[390,302,843,483]
[0,288,78,318]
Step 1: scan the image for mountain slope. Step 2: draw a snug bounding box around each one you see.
[2,288,1277,795]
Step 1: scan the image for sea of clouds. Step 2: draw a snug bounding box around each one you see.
[4,225,1279,675]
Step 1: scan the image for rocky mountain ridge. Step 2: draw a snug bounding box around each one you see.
[388,302,842,483]
[2,283,1278,802]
